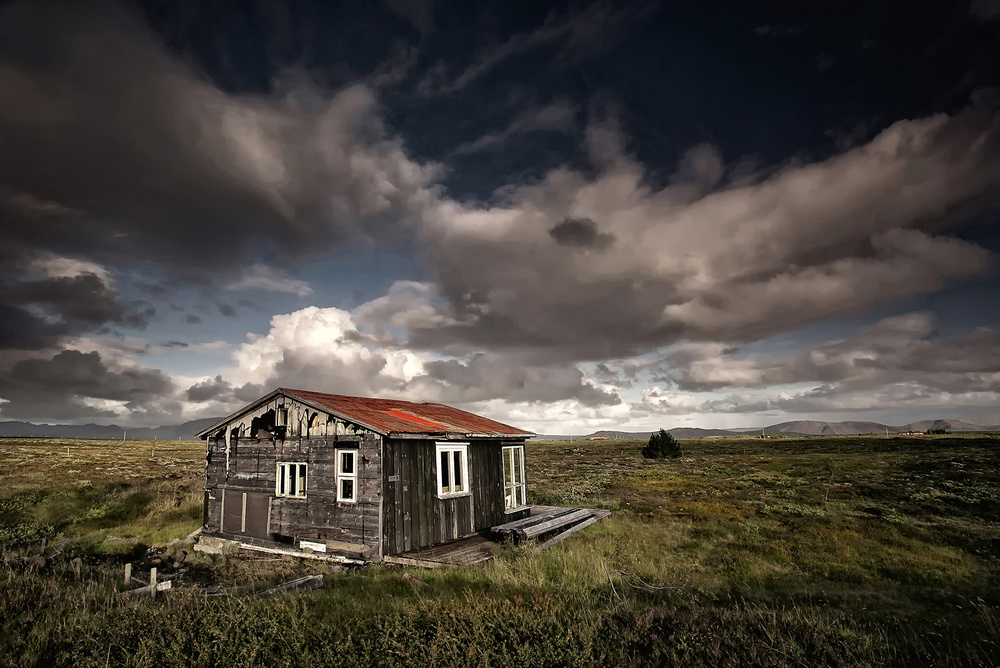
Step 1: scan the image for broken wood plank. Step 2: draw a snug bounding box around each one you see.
[252,574,323,598]
[520,509,592,539]
[533,516,602,552]
[118,580,172,598]
[492,507,577,533]
[238,541,365,565]
[203,584,255,597]
[382,555,447,569]
[45,539,72,558]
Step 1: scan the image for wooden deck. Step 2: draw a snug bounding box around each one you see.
[383,533,501,568]
[383,505,611,568]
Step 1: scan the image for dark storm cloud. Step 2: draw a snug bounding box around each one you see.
[218,304,238,319]
[1,275,153,328]
[414,353,620,407]
[657,313,1000,392]
[633,313,1000,417]
[0,349,175,420]
[0,270,155,350]
[186,375,233,402]
[548,217,614,249]
[0,0,435,283]
[184,314,202,324]
[0,304,64,351]
[407,111,1000,360]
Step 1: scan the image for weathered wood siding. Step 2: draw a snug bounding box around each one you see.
[381,438,529,556]
[203,396,382,553]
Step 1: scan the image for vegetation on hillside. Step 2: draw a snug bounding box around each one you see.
[1,434,999,666]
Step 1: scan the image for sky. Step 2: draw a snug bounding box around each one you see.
[1,0,999,434]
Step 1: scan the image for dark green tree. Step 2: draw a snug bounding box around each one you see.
[642,428,682,459]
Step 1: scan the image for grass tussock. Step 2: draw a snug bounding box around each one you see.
[1,434,1000,666]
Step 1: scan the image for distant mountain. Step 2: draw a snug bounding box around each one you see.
[898,419,987,433]
[5,416,997,443]
[738,418,998,437]
[666,427,743,438]
[585,430,654,439]
[0,417,221,440]
[755,420,893,436]
[541,418,1000,440]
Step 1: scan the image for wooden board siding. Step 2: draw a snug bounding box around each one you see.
[382,438,526,556]
[203,398,383,553]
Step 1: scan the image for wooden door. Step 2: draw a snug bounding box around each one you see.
[222,490,271,539]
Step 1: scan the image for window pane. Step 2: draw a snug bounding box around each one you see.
[278,465,285,495]
[298,465,306,495]
[289,469,297,496]
[341,451,354,475]
[513,448,522,485]
[503,448,513,485]
[453,451,462,490]
[505,487,514,510]
[341,479,354,500]
[440,451,450,491]
[515,485,524,507]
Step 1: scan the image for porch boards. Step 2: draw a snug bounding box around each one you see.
[383,505,611,568]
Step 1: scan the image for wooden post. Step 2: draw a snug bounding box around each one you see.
[150,567,157,600]
[124,563,132,585]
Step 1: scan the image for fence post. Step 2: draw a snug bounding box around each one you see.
[124,562,132,586]
[150,567,157,600]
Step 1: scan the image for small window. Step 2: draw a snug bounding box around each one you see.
[436,443,469,497]
[276,462,307,498]
[503,445,527,510]
[337,449,358,503]
[276,407,288,426]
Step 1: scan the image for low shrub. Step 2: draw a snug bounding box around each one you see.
[642,429,682,459]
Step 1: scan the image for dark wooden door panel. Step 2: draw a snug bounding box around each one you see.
[222,490,243,534]
[244,492,271,539]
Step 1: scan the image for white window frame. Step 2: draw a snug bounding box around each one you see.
[436,442,469,498]
[502,445,527,510]
[275,462,307,498]
[336,449,358,503]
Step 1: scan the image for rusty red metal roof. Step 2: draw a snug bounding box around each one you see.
[280,388,534,437]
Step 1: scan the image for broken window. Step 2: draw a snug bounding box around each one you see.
[502,445,527,510]
[336,449,357,503]
[276,462,307,498]
[436,443,469,497]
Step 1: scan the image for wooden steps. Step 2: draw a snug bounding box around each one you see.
[383,505,612,568]
[492,506,611,546]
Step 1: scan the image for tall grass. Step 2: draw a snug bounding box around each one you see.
[2,435,999,666]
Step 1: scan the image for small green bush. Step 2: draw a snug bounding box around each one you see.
[642,429,682,459]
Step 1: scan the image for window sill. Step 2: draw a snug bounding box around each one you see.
[437,491,471,500]
[504,505,532,514]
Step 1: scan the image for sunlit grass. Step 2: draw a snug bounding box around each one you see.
[1,434,999,665]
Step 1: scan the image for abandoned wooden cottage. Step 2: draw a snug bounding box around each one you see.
[195,388,609,566]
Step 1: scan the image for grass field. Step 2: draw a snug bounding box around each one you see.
[1,434,998,666]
